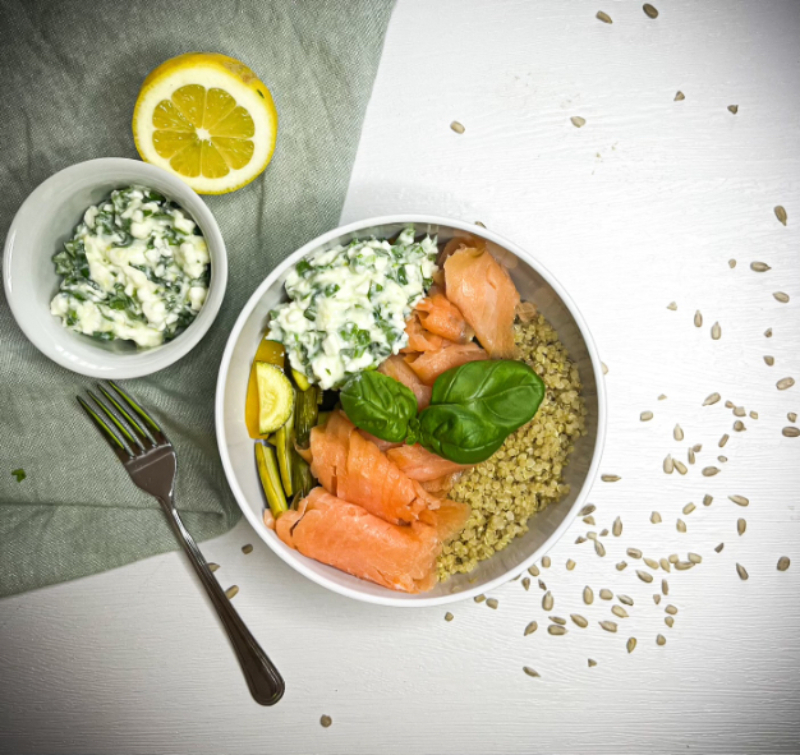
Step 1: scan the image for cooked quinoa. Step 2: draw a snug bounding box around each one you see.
[438,313,587,581]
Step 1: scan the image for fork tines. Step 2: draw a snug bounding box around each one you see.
[77,381,167,461]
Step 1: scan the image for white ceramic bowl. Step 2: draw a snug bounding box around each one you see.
[216,216,606,606]
[3,158,227,378]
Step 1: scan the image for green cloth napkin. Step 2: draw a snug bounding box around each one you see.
[0,0,395,597]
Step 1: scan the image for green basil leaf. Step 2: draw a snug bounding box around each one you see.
[340,370,417,443]
[418,405,507,464]
[431,360,544,432]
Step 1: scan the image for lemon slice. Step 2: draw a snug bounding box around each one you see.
[133,53,278,194]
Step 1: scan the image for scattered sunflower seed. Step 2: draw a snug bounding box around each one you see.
[641,410,654,421]
[669,554,679,564]
[548,624,567,636]
[676,519,687,533]
[777,556,791,572]
[662,579,669,595]
[616,561,628,571]
[703,392,721,406]
[784,426,800,437]
[665,604,678,616]
[571,116,586,128]
[693,443,703,453]
[601,474,621,482]
[523,666,540,678]
[694,310,703,328]
[702,467,720,477]
[711,322,722,340]
[773,292,790,303]
[618,594,634,606]
[736,563,749,581]
[602,362,609,375]
[644,557,660,570]
[774,205,788,226]
[777,377,795,391]
[683,503,696,515]
[599,620,618,633]
[660,559,671,572]
[610,517,622,537]
[596,10,613,23]
[207,562,220,572]
[486,598,499,610]
[571,614,589,628]
[703,494,713,506]
[727,104,738,114]
[583,586,594,605]
[673,424,684,441]
[729,258,737,268]
[600,588,613,600]
[666,302,677,311]
[651,511,662,523]
[733,420,745,432]
[579,504,596,517]
[241,544,253,555]
[528,564,540,577]
[627,637,637,654]
[675,560,694,570]
[575,536,587,544]
[765,328,773,338]
[474,221,486,228]
[542,556,552,568]
[750,261,771,272]
[588,659,597,667]
[674,91,685,101]
[522,577,531,591]
[474,594,486,603]
[566,559,576,571]
[637,570,654,584]
[550,615,566,625]
[320,715,333,728]
[538,580,546,590]
[719,434,729,448]
[225,585,239,600]
[595,540,606,557]
[688,449,696,465]
[729,494,749,507]
[688,553,702,564]
[450,120,465,134]
[612,605,629,618]
[750,411,758,420]
[733,406,746,417]
[674,459,688,475]
[656,634,667,646]
[627,548,642,559]
[643,3,659,18]
[663,454,675,474]
[653,594,662,605]
[445,612,454,622]
[763,354,774,365]
[658,394,668,400]
[788,412,797,422]
[524,621,538,636]
[583,515,596,525]
[715,542,724,553]
[543,591,554,611]
[737,518,747,536]
[587,532,597,541]
[665,616,675,628]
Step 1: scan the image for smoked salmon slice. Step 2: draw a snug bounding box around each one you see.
[378,354,432,410]
[386,443,471,482]
[308,411,436,524]
[444,245,520,358]
[420,498,471,542]
[415,292,475,344]
[419,471,464,498]
[405,341,488,386]
[275,488,442,593]
[402,314,445,353]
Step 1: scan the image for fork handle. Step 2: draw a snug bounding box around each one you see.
[160,498,285,706]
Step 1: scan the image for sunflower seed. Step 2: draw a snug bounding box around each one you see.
[728,104,739,114]
[703,392,721,406]
[616,561,628,571]
[524,621,538,636]
[736,563,749,580]
[225,585,239,600]
[688,449,696,465]
[571,116,586,128]
[587,532,597,541]
[733,420,745,432]
[596,10,613,23]
[542,556,551,568]
[583,515,596,525]
[601,474,621,482]
[523,666,540,678]
[664,604,678,616]
[600,529,610,536]
[669,554,679,563]
[538,579,546,590]
[773,292,790,303]
[777,377,795,391]
[660,558,671,572]
[595,540,606,557]
[543,591,554,611]
[663,454,675,474]
[571,614,589,628]
[550,615,566,625]
[653,594,662,605]
[528,564,540,577]
[673,424,684,442]
[207,562,220,572]
[693,444,703,452]
[450,120,465,134]
[676,519,687,533]
[644,557,659,570]
[659,394,668,400]
[641,410,654,421]
[600,588,613,600]
[675,561,694,570]
[729,494,749,507]
[765,328,773,338]
[777,556,791,571]
[694,310,703,328]
[618,594,634,606]
[320,715,333,728]
[575,536,587,544]
[737,518,747,536]
[719,434,729,448]
[726,400,733,408]
[750,411,759,420]
[486,598,499,610]
[475,221,486,228]
[674,91,685,101]
[750,261,771,272]
[789,412,798,422]
[665,616,675,628]
[599,621,618,633]
[775,205,788,226]
[566,559,576,571]
[583,586,594,605]
[729,258,737,268]
[715,542,724,553]
[643,3,659,18]
[474,594,486,603]
[241,544,253,555]
[637,570,654,584]
[602,362,609,375]
[588,658,597,667]
[612,517,623,537]
[522,579,532,594]
[760,355,776,367]
[445,612,454,622]
[656,634,667,646]
[612,605,629,619]
[627,548,642,559]
[548,624,567,636]
[579,504,596,517]
[711,322,722,340]
[784,426,800,437]
[662,579,669,595]
[702,466,720,476]
[688,552,703,564]
[683,503,696,515]
[704,494,713,506]
[666,302,677,311]
[651,511,662,524]
[733,406,746,417]
[626,637,637,653]
[674,459,688,475]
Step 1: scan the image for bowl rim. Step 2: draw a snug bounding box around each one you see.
[2,157,228,379]
[215,214,607,607]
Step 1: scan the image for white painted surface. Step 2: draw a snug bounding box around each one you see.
[1,0,799,752]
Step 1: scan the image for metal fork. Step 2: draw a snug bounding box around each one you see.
[77,381,285,706]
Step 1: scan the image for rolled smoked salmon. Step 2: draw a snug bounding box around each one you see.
[415,292,474,344]
[386,443,471,482]
[404,341,488,386]
[378,354,432,410]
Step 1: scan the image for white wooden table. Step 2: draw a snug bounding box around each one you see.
[2,1,799,752]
